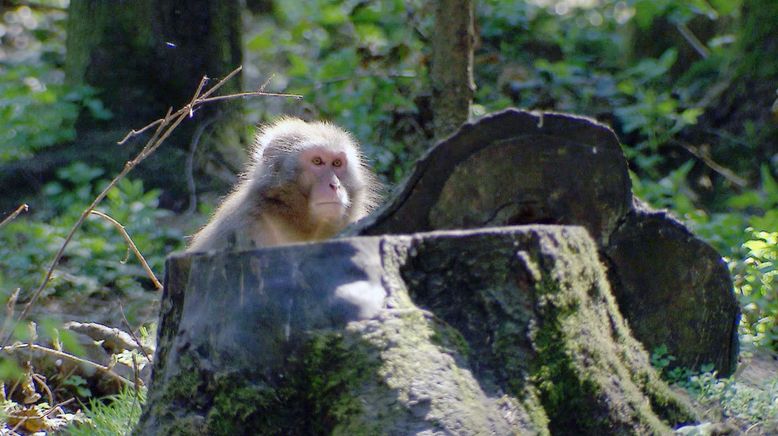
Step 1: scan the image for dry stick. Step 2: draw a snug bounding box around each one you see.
[0,66,301,350]
[42,397,75,418]
[673,140,749,188]
[0,204,29,229]
[3,343,132,387]
[675,23,709,59]
[184,116,217,215]
[183,75,281,214]
[89,210,163,290]
[197,90,303,105]
[117,119,164,145]
[119,303,153,363]
[31,373,54,406]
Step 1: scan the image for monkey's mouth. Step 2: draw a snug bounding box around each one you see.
[314,202,343,207]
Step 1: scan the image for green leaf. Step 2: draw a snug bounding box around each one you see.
[726,191,763,210]
[247,28,274,51]
[321,5,347,26]
[709,0,741,15]
[680,107,703,125]
[760,164,778,204]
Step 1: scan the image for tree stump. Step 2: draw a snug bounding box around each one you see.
[353,109,738,375]
[137,227,695,435]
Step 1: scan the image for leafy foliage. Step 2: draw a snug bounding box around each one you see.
[734,230,778,349]
[244,0,431,182]
[0,162,183,307]
[475,0,744,179]
[687,371,778,424]
[0,3,111,162]
[652,346,778,426]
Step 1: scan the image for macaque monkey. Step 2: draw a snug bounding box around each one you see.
[187,118,380,252]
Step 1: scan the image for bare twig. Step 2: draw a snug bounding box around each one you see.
[42,398,75,418]
[675,23,709,59]
[3,343,133,387]
[117,119,164,145]
[0,204,29,229]
[197,90,303,104]
[89,210,163,290]
[673,140,748,188]
[1,65,301,349]
[119,304,153,363]
[0,289,20,343]
[185,117,217,215]
[31,373,54,405]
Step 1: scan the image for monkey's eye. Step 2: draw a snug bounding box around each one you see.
[332,159,342,168]
[311,157,324,166]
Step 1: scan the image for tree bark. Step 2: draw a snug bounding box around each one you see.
[430,0,475,141]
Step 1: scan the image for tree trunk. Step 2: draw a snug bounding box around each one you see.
[430,0,475,141]
[0,0,245,210]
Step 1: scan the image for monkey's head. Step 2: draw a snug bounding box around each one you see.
[249,118,379,239]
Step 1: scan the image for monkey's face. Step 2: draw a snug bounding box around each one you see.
[298,146,352,225]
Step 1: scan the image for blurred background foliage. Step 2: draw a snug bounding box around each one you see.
[0,0,775,353]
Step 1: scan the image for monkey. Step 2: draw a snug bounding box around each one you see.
[187,117,381,252]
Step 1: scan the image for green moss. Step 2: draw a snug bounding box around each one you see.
[530,303,606,433]
[529,272,676,434]
[517,386,551,435]
[429,316,472,359]
[161,353,207,406]
[205,378,280,435]
[201,332,378,435]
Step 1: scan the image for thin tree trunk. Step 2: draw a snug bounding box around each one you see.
[430,0,475,141]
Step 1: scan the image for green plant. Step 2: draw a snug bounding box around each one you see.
[733,230,778,349]
[0,162,183,306]
[0,4,111,162]
[652,346,778,425]
[650,344,713,386]
[688,370,778,424]
[67,388,146,436]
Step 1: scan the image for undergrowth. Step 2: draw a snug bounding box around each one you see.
[67,388,146,436]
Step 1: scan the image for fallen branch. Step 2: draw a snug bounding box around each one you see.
[0,66,302,349]
[89,210,163,290]
[2,343,133,387]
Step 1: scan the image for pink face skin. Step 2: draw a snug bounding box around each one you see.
[298,146,351,222]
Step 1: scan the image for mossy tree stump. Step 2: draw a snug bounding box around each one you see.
[137,227,696,434]
[353,109,738,376]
